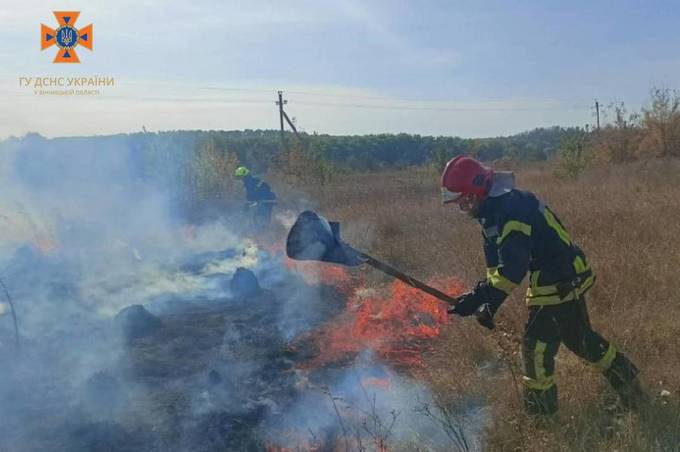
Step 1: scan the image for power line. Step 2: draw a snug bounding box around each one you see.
[287,90,596,105]
[9,78,598,112]
[8,90,594,112]
[83,96,273,105]
[187,84,397,101]
[119,81,598,106]
[283,90,395,101]
[192,85,595,106]
[289,100,592,112]
[122,82,274,95]
[8,92,593,112]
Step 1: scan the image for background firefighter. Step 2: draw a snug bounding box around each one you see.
[234,166,276,232]
[441,156,643,417]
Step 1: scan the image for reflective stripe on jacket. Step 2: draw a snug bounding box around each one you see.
[478,189,594,307]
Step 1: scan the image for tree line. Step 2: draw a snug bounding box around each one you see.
[2,86,678,200]
[0,125,579,175]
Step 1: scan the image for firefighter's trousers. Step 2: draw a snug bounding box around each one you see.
[253,202,273,232]
[521,296,640,415]
[245,201,274,233]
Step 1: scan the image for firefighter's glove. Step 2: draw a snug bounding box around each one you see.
[449,287,486,317]
[475,303,496,330]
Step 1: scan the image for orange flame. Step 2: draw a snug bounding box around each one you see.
[362,376,392,390]
[300,277,464,368]
[265,245,463,368]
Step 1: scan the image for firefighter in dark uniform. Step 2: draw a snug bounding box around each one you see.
[441,156,643,416]
[234,166,276,232]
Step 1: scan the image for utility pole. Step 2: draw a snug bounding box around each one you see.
[276,91,286,148]
[595,100,601,130]
[275,91,300,149]
[282,110,298,136]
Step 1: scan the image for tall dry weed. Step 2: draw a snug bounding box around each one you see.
[284,159,680,451]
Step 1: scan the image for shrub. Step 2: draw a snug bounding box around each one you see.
[594,102,642,163]
[555,129,591,179]
[642,87,680,157]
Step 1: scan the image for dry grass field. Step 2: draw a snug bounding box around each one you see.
[272,159,680,451]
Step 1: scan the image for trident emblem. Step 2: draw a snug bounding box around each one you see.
[59,28,74,46]
[41,11,93,63]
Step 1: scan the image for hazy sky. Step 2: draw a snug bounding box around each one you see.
[1,0,679,138]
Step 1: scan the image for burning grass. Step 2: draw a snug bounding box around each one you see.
[273,159,680,451]
[289,259,464,369]
[3,145,679,450]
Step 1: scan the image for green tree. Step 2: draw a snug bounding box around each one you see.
[556,129,591,179]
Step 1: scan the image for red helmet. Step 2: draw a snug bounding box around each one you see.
[441,156,494,204]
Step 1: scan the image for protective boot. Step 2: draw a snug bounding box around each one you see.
[523,385,558,416]
[603,352,645,410]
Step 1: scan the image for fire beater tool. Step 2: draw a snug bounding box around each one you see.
[286,211,496,329]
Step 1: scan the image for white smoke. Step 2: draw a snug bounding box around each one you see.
[0,134,487,451]
[262,353,486,451]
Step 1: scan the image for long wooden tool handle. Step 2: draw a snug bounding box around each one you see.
[358,252,460,306]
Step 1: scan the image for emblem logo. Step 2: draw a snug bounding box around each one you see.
[41,11,93,63]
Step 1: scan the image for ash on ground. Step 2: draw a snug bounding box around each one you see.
[0,244,483,452]
[0,246,348,451]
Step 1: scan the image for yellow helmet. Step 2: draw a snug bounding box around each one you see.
[234,166,250,177]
